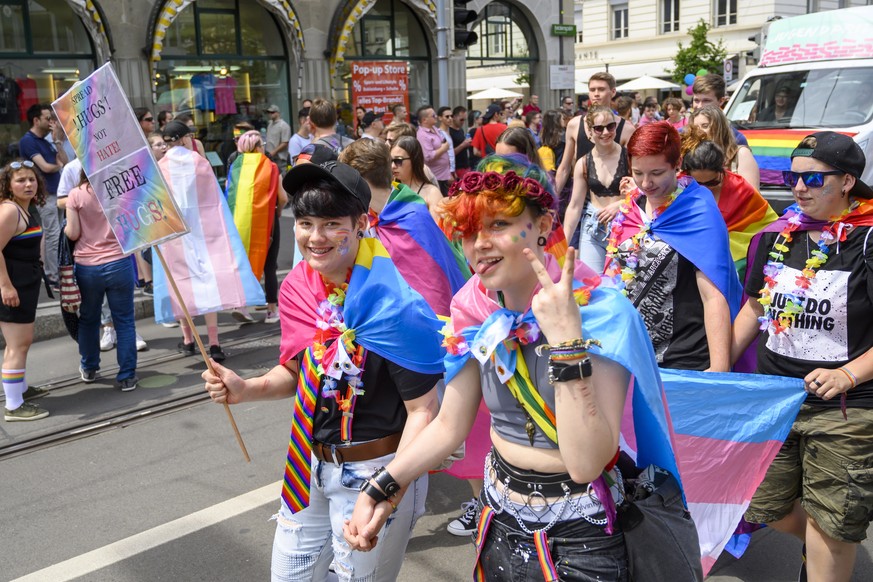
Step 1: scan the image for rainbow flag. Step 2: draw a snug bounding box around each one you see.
[715,171,779,276]
[224,153,279,279]
[741,129,856,188]
[372,183,469,317]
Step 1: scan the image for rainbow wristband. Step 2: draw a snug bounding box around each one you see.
[838,367,857,389]
[550,350,588,362]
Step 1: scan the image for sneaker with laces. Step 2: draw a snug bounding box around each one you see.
[22,386,48,400]
[4,402,49,422]
[209,345,227,363]
[118,377,138,392]
[135,333,148,352]
[100,327,117,351]
[231,308,255,323]
[178,341,196,356]
[264,311,280,324]
[80,367,97,383]
[447,498,479,536]
[142,282,154,296]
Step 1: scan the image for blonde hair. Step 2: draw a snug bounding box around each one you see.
[690,105,738,167]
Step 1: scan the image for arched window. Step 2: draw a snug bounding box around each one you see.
[154,0,290,155]
[467,2,537,68]
[334,0,432,129]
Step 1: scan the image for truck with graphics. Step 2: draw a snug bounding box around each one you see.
[724,6,873,209]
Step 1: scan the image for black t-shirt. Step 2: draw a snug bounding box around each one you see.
[746,226,873,407]
[303,343,441,444]
[449,126,471,170]
[615,198,709,370]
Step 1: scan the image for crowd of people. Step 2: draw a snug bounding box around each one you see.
[1,70,872,582]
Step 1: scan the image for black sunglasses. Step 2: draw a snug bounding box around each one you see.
[782,170,843,189]
[391,157,410,166]
[592,122,617,134]
[697,174,723,188]
[142,117,154,122]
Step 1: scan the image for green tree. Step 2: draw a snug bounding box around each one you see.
[668,19,728,84]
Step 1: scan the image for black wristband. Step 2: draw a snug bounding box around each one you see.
[548,357,593,384]
[361,480,388,503]
[372,466,401,499]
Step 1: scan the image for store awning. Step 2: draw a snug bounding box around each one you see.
[467,75,527,92]
[574,60,675,92]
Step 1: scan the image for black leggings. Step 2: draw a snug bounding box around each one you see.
[264,214,280,304]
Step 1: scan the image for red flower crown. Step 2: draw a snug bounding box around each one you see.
[447,170,555,210]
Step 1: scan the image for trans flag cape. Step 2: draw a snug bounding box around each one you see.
[444,255,682,494]
[610,177,743,319]
[153,147,265,324]
[445,254,806,575]
[371,183,469,316]
[224,153,279,279]
[278,237,445,374]
[715,171,779,277]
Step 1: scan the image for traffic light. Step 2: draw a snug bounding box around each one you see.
[746,31,761,63]
[453,1,478,50]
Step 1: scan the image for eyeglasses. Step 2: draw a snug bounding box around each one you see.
[591,122,617,134]
[9,161,35,169]
[391,157,410,166]
[782,170,844,189]
[151,141,167,149]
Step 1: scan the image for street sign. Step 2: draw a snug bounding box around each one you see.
[724,57,734,81]
[551,24,577,37]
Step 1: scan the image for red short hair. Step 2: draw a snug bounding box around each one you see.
[627,121,681,168]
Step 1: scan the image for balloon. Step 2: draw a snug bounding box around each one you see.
[684,73,696,86]
[696,68,709,76]
[685,86,694,95]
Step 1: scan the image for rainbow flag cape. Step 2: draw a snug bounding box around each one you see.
[152,147,265,323]
[612,177,743,319]
[716,171,779,276]
[372,183,469,317]
[224,153,279,279]
[278,237,445,373]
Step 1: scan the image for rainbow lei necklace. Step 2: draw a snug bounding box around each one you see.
[757,202,858,335]
[604,183,683,294]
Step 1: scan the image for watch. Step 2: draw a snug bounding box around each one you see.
[548,357,593,384]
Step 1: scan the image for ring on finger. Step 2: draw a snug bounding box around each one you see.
[813,379,823,387]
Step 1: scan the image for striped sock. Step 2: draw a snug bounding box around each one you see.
[3,368,27,410]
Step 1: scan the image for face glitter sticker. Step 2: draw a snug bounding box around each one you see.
[334,229,352,256]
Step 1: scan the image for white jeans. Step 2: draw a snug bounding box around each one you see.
[271,452,427,582]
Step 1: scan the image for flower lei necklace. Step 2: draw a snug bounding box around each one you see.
[603,181,685,294]
[757,202,858,335]
[314,278,367,442]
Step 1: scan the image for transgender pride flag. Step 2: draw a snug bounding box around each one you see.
[623,369,806,575]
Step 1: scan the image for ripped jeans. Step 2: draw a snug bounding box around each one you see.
[271,452,428,582]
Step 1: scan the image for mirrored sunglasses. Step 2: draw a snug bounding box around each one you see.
[782,170,843,189]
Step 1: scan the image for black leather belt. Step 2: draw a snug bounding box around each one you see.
[490,447,589,497]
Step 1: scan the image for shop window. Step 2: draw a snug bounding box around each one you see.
[155,0,289,164]
[0,0,95,165]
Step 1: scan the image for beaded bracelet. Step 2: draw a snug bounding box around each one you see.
[535,338,601,357]
[837,367,857,389]
[550,349,588,362]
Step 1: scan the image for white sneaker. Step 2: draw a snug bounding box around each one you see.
[446,498,479,536]
[161,321,180,328]
[232,308,255,323]
[100,327,116,351]
[135,333,148,352]
[264,311,280,324]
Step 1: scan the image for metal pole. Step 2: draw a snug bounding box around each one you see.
[558,0,564,65]
[436,0,449,106]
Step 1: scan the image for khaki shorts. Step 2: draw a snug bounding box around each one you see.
[745,405,873,543]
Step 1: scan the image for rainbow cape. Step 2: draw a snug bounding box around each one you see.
[372,183,469,316]
[278,237,445,373]
[716,171,779,276]
[612,177,743,319]
[224,153,279,279]
[152,147,265,323]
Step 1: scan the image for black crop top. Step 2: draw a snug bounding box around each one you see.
[586,147,628,198]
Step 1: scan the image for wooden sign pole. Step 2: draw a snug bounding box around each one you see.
[154,246,251,462]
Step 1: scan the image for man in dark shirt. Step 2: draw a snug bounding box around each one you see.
[18,103,66,285]
[449,106,473,177]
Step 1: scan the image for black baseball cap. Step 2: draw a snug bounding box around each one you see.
[161,120,193,142]
[282,160,371,212]
[482,104,502,122]
[791,131,873,198]
[360,111,383,129]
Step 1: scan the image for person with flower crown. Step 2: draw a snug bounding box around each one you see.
[603,121,742,372]
[732,131,873,582]
[202,160,444,582]
[342,154,687,580]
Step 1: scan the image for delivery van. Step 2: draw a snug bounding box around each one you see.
[724,6,873,210]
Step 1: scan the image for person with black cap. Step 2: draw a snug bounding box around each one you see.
[202,160,443,582]
[470,103,507,158]
[733,131,873,582]
[359,111,384,141]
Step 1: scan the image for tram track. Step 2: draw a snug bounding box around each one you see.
[0,327,280,461]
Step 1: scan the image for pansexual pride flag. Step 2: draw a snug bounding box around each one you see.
[372,183,469,317]
[622,369,806,575]
[224,153,279,279]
